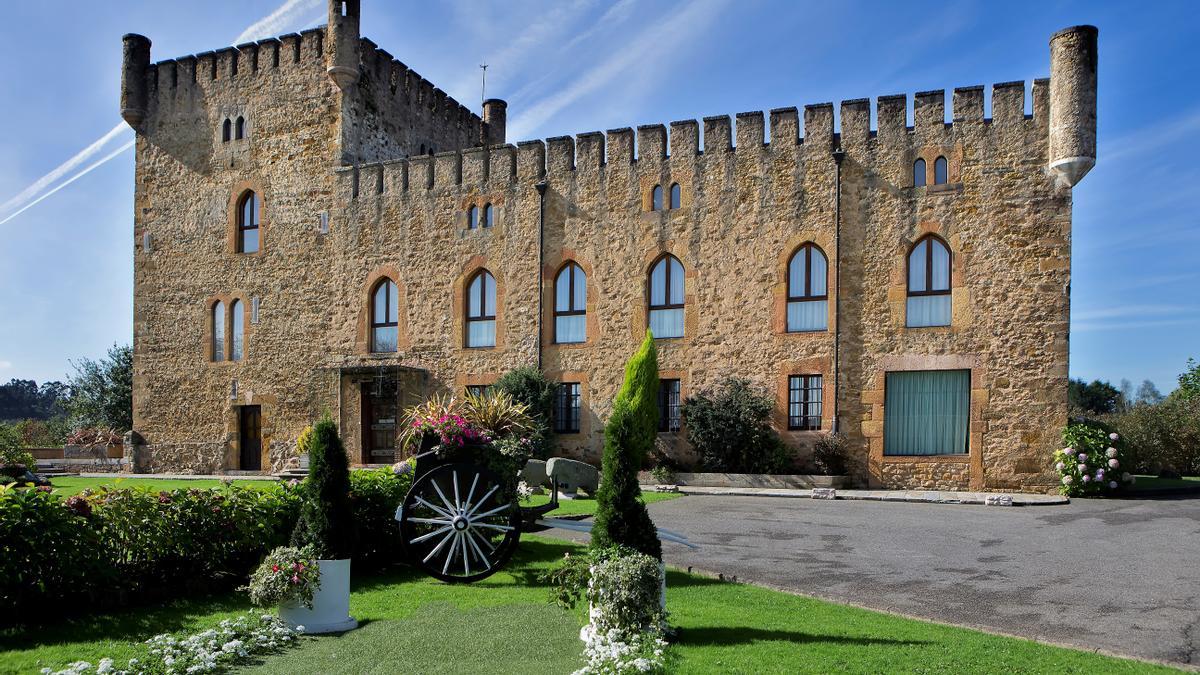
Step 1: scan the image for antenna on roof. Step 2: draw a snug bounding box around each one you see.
[480,63,488,111]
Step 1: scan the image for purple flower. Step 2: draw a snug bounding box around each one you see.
[1109,432,1119,441]
[1077,453,1088,463]
[1081,474,1091,483]
[1108,481,1119,489]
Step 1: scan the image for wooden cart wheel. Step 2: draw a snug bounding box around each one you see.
[399,462,521,583]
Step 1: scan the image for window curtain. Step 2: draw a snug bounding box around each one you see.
[787,300,828,331]
[555,315,586,343]
[467,320,495,348]
[884,370,970,456]
[649,308,684,338]
[906,295,951,327]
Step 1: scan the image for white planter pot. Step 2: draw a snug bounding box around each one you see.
[279,558,357,634]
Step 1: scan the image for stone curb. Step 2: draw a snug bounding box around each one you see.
[644,485,1069,506]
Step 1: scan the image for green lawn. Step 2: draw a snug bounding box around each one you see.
[1133,474,1200,491]
[524,490,681,517]
[42,476,278,495]
[1,537,1171,675]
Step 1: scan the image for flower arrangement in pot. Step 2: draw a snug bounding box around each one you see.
[265,414,357,633]
[245,546,320,612]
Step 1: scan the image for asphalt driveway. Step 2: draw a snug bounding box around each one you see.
[563,495,1200,666]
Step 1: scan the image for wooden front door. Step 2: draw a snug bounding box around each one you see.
[361,380,398,464]
[239,405,262,471]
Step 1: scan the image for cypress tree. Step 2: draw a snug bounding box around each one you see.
[592,331,662,560]
[290,415,355,560]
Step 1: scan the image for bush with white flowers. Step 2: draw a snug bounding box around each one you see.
[40,612,304,675]
[1054,422,1134,497]
[575,546,669,675]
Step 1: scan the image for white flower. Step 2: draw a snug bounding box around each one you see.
[96,659,114,674]
[1106,447,1118,458]
[1077,464,1088,473]
[1109,432,1119,441]
[1108,458,1119,469]
[1055,462,1064,471]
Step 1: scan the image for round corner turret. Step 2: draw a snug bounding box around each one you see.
[121,34,152,129]
[1048,25,1098,188]
[483,98,507,145]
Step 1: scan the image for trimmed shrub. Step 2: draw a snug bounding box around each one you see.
[290,416,354,560]
[593,333,662,561]
[812,432,850,475]
[1108,397,1200,475]
[682,377,789,474]
[347,467,413,568]
[1053,420,1134,496]
[493,366,556,460]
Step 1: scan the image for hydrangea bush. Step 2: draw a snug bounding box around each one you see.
[243,546,320,608]
[40,612,303,675]
[1054,421,1134,497]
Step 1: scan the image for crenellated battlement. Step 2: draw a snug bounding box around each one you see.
[335,78,1055,199]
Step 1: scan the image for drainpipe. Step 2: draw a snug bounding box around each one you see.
[831,147,845,435]
[535,181,548,370]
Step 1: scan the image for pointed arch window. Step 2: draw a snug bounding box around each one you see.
[648,254,685,339]
[235,116,245,140]
[222,119,231,143]
[913,158,927,187]
[669,183,681,209]
[554,262,587,344]
[786,243,828,332]
[651,185,663,211]
[211,301,226,362]
[371,279,399,352]
[466,270,497,348]
[237,191,260,253]
[907,235,951,327]
[467,205,478,230]
[231,299,245,361]
[934,156,948,185]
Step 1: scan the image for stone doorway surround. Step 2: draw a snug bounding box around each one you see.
[334,364,427,465]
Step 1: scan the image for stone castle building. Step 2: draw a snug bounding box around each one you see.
[121,0,1097,491]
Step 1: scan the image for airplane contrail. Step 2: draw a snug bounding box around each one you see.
[0,0,322,226]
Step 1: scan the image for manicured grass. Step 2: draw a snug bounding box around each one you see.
[2,537,1171,675]
[525,490,681,517]
[43,476,277,495]
[1133,474,1200,491]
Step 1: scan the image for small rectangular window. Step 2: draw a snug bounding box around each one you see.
[554,383,581,434]
[787,375,823,431]
[657,379,681,432]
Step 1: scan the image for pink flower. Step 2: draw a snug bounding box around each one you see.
[1081,474,1091,483]
[1108,458,1119,469]
[291,575,300,584]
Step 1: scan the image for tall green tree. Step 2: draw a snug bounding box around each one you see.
[1177,358,1200,401]
[1068,378,1123,416]
[592,331,661,560]
[66,344,132,431]
[291,416,355,559]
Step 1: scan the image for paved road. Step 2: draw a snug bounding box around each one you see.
[561,495,1200,666]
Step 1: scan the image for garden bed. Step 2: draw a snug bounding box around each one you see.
[638,471,847,489]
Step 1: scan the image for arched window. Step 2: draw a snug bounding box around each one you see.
[913,158,926,187]
[483,203,494,228]
[669,183,681,209]
[651,185,663,211]
[467,205,478,230]
[237,191,260,253]
[235,116,245,140]
[419,144,426,155]
[648,254,685,339]
[906,235,951,327]
[370,279,399,352]
[211,301,226,362]
[554,262,587,344]
[934,156,948,185]
[231,299,245,361]
[222,119,231,143]
[466,270,496,348]
[786,243,828,332]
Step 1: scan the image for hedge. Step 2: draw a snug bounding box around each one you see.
[0,468,412,626]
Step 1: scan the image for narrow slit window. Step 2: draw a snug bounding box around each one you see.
[235,116,245,140]
[483,203,494,228]
[222,119,231,143]
[651,185,663,211]
[669,183,681,209]
[913,158,927,187]
[934,156,948,185]
[237,191,260,253]
[467,205,478,230]
[230,299,245,361]
[211,301,225,362]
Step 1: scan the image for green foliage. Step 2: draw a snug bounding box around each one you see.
[463,389,535,442]
[493,366,557,460]
[681,377,789,474]
[1178,358,1200,401]
[0,378,68,422]
[1068,378,1123,416]
[0,426,35,468]
[1053,421,1132,496]
[592,333,663,561]
[812,432,850,475]
[290,416,354,559]
[244,546,321,609]
[346,467,414,568]
[1108,397,1200,475]
[66,344,133,432]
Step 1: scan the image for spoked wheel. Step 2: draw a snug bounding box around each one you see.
[398,462,521,583]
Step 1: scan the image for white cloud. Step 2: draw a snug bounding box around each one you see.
[1104,107,1200,164]
[233,0,324,45]
[1073,304,1196,322]
[508,0,731,141]
[0,361,11,370]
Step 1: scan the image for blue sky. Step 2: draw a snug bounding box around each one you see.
[0,0,1196,392]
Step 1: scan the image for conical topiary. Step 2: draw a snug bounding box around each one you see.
[592,331,662,560]
[290,415,355,560]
